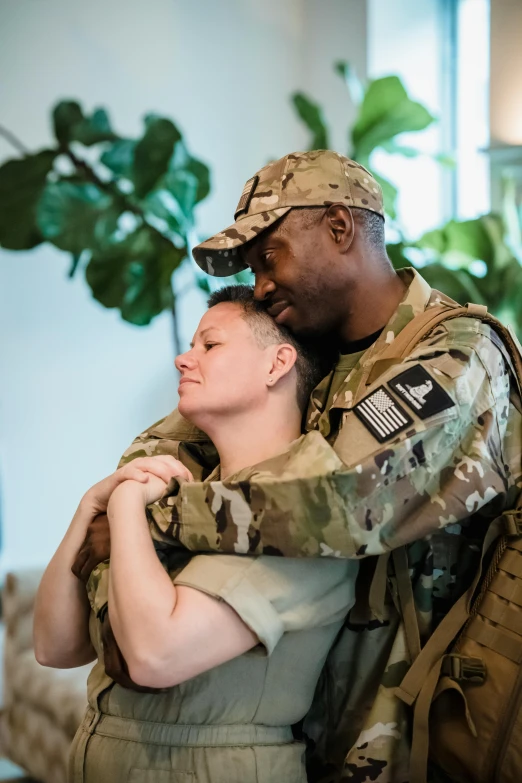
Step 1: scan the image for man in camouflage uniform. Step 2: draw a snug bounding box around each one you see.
[75,150,522,782]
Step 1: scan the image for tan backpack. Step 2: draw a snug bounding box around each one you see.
[367,301,522,783]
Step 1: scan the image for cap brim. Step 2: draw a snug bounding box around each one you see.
[192,207,291,277]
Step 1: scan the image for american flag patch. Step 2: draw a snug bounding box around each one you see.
[353,386,413,443]
[234,175,259,219]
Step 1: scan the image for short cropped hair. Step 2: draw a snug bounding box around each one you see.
[207,285,327,412]
[283,205,386,253]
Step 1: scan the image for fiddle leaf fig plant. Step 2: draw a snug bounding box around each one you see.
[388,213,522,334]
[292,65,435,218]
[0,100,212,352]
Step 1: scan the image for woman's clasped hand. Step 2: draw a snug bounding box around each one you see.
[81,455,194,515]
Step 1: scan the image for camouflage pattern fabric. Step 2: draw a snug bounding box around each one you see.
[85,432,344,617]
[192,150,384,277]
[86,268,522,782]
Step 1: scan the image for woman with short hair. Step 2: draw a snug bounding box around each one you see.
[34,286,357,783]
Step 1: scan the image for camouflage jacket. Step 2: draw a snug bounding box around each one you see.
[86,431,344,618]
[87,268,522,782]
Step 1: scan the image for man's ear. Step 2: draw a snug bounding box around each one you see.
[266,343,298,387]
[325,204,355,252]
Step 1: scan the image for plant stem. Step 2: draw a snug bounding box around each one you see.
[0,125,29,155]
[171,296,182,362]
[65,147,142,217]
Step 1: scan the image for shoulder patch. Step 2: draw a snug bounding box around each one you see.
[353,386,413,443]
[387,364,455,419]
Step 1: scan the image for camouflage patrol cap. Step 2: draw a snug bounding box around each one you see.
[192,149,384,277]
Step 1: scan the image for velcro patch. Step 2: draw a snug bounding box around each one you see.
[353,386,413,443]
[234,175,259,219]
[387,364,455,419]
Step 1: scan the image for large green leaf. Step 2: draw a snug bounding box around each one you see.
[144,189,186,238]
[291,93,330,150]
[493,259,522,334]
[85,226,186,325]
[100,139,136,179]
[73,108,118,146]
[170,140,211,205]
[36,180,113,254]
[351,76,434,159]
[52,101,117,147]
[482,213,514,271]
[163,168,199,219]
[445,219,494,264]
[415,226,446,254]
[53,101,84,145]
[184,155,211,205]
[417,217,495,267]
[419,263,487,305]
[132,116,182,198]
[0,150,56,249]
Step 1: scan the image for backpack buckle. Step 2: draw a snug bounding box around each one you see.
[442,654,486,684]
[501,509,522,537]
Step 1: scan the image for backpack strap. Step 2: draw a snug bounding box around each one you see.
[395,515,508,783]
[366,302,522,400]
[392,548,421,663]
[363,299,522,782]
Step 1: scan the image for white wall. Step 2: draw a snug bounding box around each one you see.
[301,0,368,154]
[0,0,368,572]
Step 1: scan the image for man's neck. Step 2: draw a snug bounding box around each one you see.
[201,405,302,480]
[338,265,407,348]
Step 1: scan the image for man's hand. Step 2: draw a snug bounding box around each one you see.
[71,513,111,583]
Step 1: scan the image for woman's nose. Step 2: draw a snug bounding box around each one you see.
[253,274,276,302]
[175,349,197,373]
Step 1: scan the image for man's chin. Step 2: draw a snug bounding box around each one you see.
[286,318,322,338]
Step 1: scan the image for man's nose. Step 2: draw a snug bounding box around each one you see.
[175,348,197,373]
[253,274,276,301]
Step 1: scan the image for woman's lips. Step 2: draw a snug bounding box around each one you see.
[178,378,199,391]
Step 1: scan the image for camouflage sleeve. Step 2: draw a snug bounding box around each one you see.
[168,327,513,558]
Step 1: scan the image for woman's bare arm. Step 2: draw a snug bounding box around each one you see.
[34,498,98,668]
[107,479,258,689]
[34,455,190,669]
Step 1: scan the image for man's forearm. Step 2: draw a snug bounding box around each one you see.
[170,412,504,559]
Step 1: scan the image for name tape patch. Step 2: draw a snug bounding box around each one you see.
[353,386,413,443]
[387,364,455,420]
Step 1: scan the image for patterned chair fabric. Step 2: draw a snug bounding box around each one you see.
[1,569,92,783]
